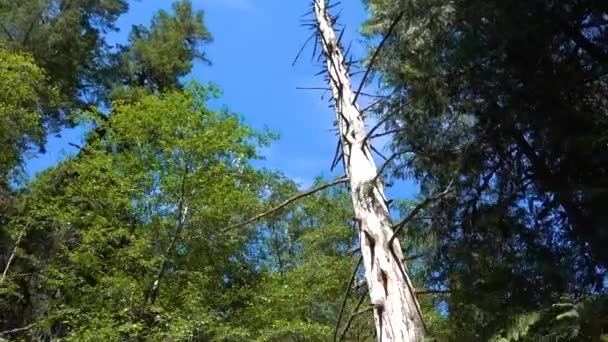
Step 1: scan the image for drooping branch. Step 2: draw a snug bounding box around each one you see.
[223,176,348,232]
[334,256,363,342]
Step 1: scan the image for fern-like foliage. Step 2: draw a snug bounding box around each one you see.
[488,295,608,342]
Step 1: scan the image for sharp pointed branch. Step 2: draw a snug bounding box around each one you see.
[344,40,354,60]
[334,256,363,342]
[330,140,344,171]
[353,11,405,105]
[369,144,388,161]
[370,129,400,140]
[223,176,349,232]
[360,98,385,114]
[363,114,393,147]
[389,181,455,245]
[327,1,342,10]
[370,150,405,187]
[293,33,317,66]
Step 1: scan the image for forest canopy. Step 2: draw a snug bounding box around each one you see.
[0,0,606,341]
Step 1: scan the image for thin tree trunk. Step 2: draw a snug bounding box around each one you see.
[0,224,27,287]
[145,167,190,306]
[313,1,425,340]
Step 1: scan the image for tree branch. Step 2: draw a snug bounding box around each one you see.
[0,223,29,287]
[223,176,348,232]
[0,322,36,336]
[370,150,413,187]
[0,22,14,41]
[292,32,317,66]
[416,289,451,295]
[145,166,190,306]
[389,181,455,245]
[403,253,425,262]
[338,290,370,342]
[352,11,405,105]
[334,256,362,342]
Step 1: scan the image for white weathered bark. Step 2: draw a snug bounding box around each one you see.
[313,1,425,340]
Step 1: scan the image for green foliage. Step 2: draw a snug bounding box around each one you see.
[115,0,213,96]
[364,0,608,340]
[0,0,128,106]
[0,79,368,340]
[0,48,59,183]
[238,179,363,341]
[490,312,541,342]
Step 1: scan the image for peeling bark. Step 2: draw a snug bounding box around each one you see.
[313,1,425,340]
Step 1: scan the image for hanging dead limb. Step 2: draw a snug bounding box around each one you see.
[334,256,363,342]
[0,223,29,287]
[223,176,348,232]
[352,11,406,105]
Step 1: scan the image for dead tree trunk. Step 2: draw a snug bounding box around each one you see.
[313,1,425,340]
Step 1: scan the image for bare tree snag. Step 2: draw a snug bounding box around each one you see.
[312,1,425,340]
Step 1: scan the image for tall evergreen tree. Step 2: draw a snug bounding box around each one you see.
[363,0,608,339]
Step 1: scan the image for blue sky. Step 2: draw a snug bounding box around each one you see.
[26,0,417,199]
